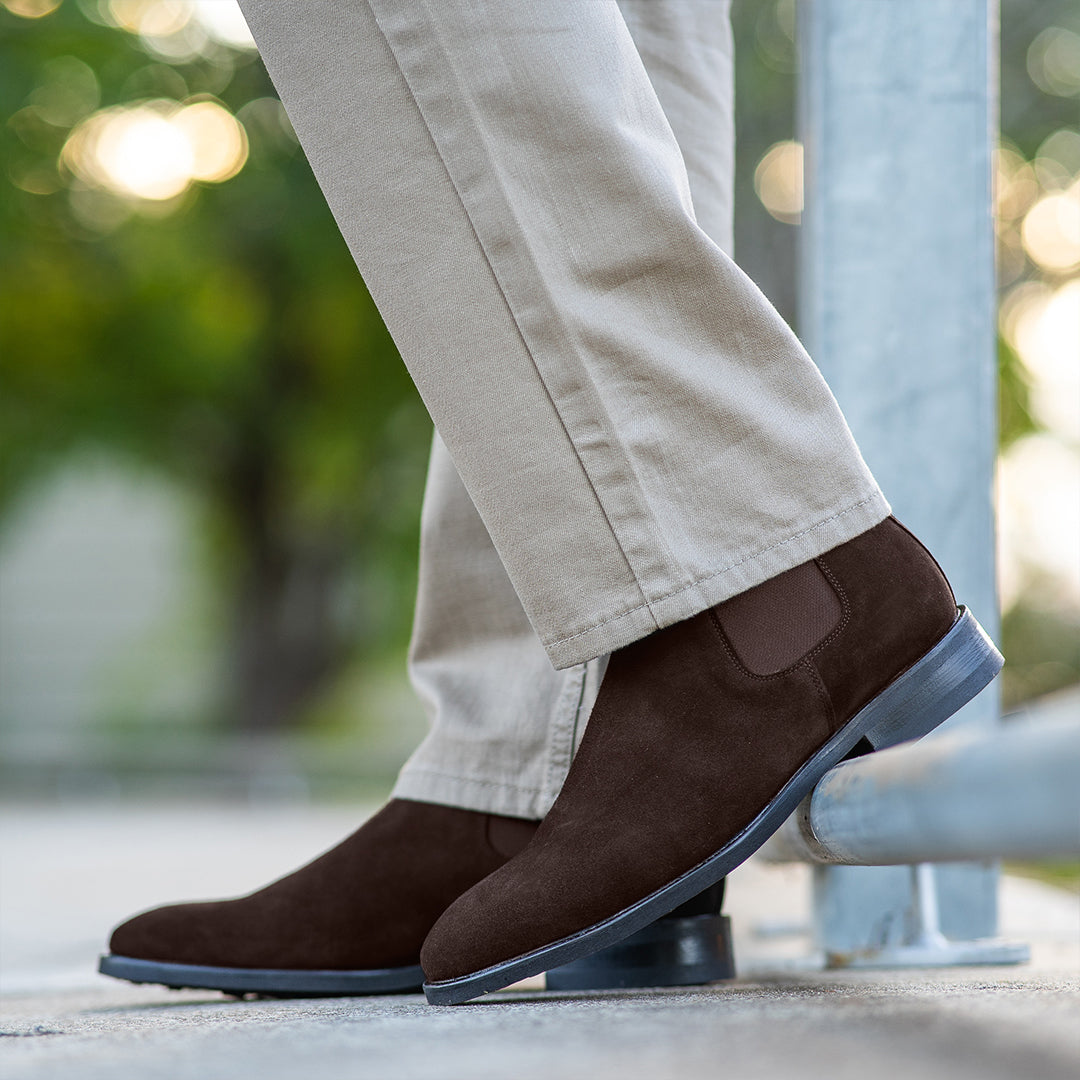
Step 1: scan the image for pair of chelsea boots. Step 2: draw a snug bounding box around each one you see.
[102,517,1001,1004]
[101,797,734,996]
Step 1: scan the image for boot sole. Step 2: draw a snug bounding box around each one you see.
[424,605,1002,1005]
[99,911,736,997]
[97,954,426,997]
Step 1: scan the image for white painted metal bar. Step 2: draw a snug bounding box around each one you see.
[759,720,1080,866]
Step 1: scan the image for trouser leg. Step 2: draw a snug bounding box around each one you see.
[394,434,604,818]
[237,0,888,671]
[395,2,736,818]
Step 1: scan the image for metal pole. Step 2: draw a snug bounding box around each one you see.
[798,0,1001,960]
[759,719,1080,865]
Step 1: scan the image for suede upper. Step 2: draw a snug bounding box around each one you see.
[421,517,956,983]
[109,798,538,971]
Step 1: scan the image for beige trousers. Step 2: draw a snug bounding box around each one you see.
[237,0,889,818]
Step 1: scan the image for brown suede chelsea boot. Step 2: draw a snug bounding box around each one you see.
[100,799,533,996]
[421,517,1003,1004]
[100,798,735,996]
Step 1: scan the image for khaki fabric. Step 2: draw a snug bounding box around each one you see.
[397,1,736,818]
[237,0,890,816]
[398,431,608,818]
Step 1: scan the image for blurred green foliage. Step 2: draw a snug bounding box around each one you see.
[996,336,1040,452]
[997,0,1080,708]
[0,1,430,730]
[1005,860,1080,895]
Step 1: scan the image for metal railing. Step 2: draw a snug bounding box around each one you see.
[759,719,1080,867]
[755,715,1079,968]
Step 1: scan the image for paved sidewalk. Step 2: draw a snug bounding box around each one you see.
[2,803,1078,1080]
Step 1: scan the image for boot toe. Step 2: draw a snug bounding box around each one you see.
[108,902,223,965]
[110,905,183,961]
[420,865,571,983]
[421,891,488,984]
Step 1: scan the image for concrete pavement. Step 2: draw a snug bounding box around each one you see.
[2,802,1077,1080]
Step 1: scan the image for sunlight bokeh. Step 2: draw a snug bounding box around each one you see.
[172,99,248,182]
[1027,26,1080,98]
[997,433,1080,611]
[188,0,255,50]
[62,97,248,201]
[65,0,259,61]
[1021,186,1080,272]
[753,139,803,224]
[1,0,61,18]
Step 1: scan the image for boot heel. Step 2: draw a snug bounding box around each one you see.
[545,912,735,991]
[862,606,1003,751]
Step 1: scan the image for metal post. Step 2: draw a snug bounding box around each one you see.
[798,0,1003,961]
[837,864,1030,969]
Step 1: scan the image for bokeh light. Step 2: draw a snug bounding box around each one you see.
[29,54,100,127]
[997,433,1080,612]
[999,280,1050,350]
[995,146,1039,221]
[188,0,255,50]
[1021,186,1080,272]
[1034,128,1080,190]
[754,139,803,224]
[235,96,298,151]
[172,100,248,182]
[106,0,188,37]
[1027,26,1080,98]
[1,0,61,17]
[87,0,256,58]
[1009,279,1080,442]
[94,107,192,200]
[62,98,248,202]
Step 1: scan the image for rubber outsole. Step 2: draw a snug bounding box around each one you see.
[97,954,425,997]
[99,910,736,997]
[423,606,1002,1005]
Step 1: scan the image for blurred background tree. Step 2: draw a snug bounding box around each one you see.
[0,0,1076,794]
[993,0,1080,707]
[1,0,430,738]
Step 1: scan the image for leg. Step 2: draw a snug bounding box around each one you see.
[237,0,889,671]
[391,3,740,988]
[104,2,1000,1002]
[396,0,735,821]
[394,432,604,820]
[102,2,744,996]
